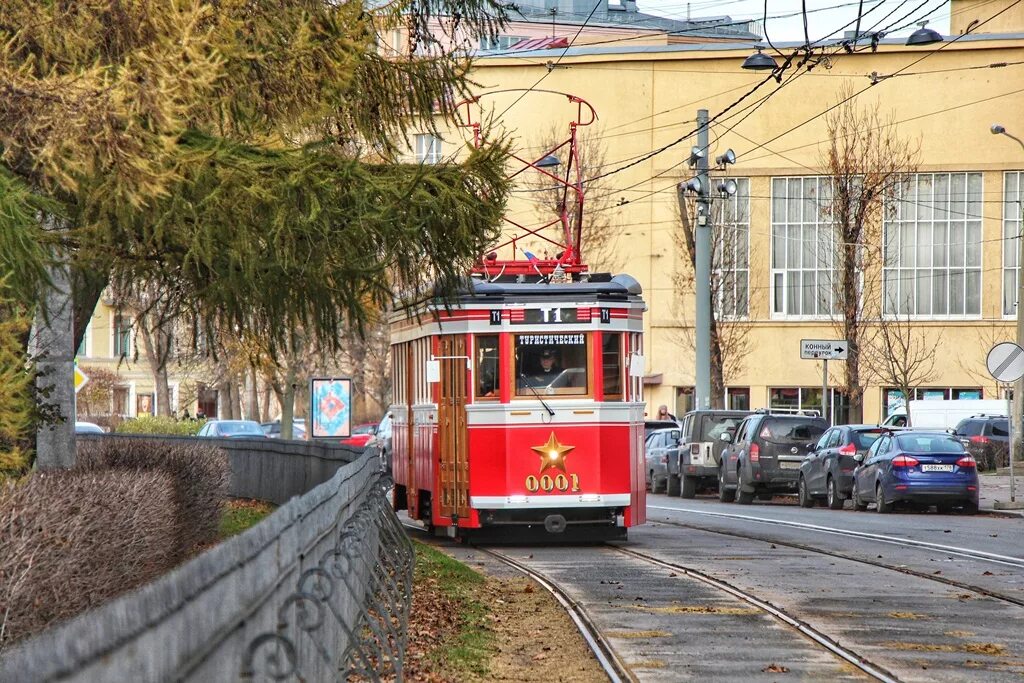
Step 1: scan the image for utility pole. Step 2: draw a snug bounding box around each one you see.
[694,109,711,410]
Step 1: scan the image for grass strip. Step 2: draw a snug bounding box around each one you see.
[413,541,494,678]
[219,499,275,539]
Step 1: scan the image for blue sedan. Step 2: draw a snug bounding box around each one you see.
[852,431,979,514]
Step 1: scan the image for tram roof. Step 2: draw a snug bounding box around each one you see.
[458,273,644,303]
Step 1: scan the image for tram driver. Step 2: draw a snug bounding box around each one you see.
[519,347,566,389]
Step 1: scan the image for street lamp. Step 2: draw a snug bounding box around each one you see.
[905,21,944,46]
[741,46,778,71]
[993,122,1024,506]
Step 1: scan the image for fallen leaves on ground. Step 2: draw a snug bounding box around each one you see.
[763,663,790,673]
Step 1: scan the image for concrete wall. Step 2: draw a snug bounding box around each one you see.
[0,451,398,683]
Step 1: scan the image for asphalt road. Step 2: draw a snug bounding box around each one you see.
[482,494,1024,682]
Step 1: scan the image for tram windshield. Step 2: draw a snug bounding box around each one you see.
[515,333,588,396]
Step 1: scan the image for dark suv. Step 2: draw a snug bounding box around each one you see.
[676,410,750,498]
[952,415,1009,471]
[718,411,828,504]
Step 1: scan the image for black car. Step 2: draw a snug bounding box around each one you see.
[952,415,1009,471]
[719,410,828,504]
[798,425,885,509]
[677,409,750,498]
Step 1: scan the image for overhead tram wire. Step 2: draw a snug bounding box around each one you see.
[579,0,1009,206]
[493,0,603,121]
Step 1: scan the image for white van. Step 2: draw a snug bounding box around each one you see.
[881,399,1007,430]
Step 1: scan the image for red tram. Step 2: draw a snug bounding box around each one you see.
[388,92,648,540]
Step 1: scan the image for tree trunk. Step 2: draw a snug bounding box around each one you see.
[244,367,260,421]
[260,383,273,422]
[30,255,76,469]
[281,365,297,439]
[139,322,171,417]
[709,317,726,409]
[841,240,864,425]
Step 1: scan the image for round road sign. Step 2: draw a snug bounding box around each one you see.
[986,342,1024,383]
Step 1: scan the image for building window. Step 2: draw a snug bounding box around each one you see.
[113,314,132,358]
[770,177,835,318]
[479,35,528,50]
[76,320,92,358]
[415,134,442,164]
[884,172,983,317]
[113,386,130,416]
[1004,171,1023,317]
[717,178,750,318]
[882,386,984,417]
[674,386,694,418]
[769,386,847,423]
[726,387,750,410]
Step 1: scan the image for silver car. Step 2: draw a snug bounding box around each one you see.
[645,427,681,494]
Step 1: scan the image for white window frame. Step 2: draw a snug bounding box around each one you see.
[1003,171,1024,319]
[77,319,93,359]
[715,177,750,320]
[111,313,133,359]
[769,176,836,320]
[415,134,443,164]
[883,172,984,320]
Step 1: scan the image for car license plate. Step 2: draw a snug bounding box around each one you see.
[921,464,954,472]
[779,461,800,469]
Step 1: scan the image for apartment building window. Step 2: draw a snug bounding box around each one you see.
[415,134,442,164]
[76,320,92,358]
[1003,171,1023,317]
[770,177,835,318]
[112,386,130,416]
[883,172,983,317]
[717,177,750,318]
[112,314,132,358]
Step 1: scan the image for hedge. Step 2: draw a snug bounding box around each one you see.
[0,469,177,648]
[77,438,228,558]
[114,415,207,436]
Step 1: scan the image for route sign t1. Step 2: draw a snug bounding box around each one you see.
[800,339,849,360]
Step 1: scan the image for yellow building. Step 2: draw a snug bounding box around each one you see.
[451,0,1024,422]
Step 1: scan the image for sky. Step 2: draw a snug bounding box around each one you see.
[637,0,951,42]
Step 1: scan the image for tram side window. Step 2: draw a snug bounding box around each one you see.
[515,334,588,396]
[476,335,500,399]
[602,333,623,400]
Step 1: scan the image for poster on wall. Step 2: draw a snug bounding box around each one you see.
[309,378,352,438]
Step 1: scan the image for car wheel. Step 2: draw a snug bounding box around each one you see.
[960,501,979,515]
[667,474,681,497]
[852,486,868,511]
[937,503,954,515]
[826,476,844,510]
[798,476,814,508]
[736,467,755,505]
[681,474,697,499]
[718,465,735,503]
[875,483,891,514]
[647,471,655,493]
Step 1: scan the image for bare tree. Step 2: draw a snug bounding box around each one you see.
[673,189,753,408]
[528,126,621,272]
[863,313,940,425]
[820,84,919,424]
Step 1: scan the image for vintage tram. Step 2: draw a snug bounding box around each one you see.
[387,92,648,540]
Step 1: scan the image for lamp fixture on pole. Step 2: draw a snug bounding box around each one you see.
[715,148,737,167]
[905,21,943,47]
[742,46,778,71]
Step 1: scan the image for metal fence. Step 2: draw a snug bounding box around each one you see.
[0,451,413,683]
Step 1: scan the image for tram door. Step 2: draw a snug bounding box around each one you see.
[438,335,470,522]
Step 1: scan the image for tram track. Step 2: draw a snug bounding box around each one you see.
[400,520,635,683]
[606,544,901,683]
[647,515,1024,609]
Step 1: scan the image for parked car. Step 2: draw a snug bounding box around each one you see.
[367,412,393,472]
[645,427,681,494]
[881,399,1007,430]
[340,422,378,447]
[718,410,828,505]
[261,419,307,440]
[677,410,750,498]
[197,420,267,438]
[852,430,978,514]
[798,425,886,509]
[644,419,679,442]
[952,415,1009,471]
[74,421,105,434]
